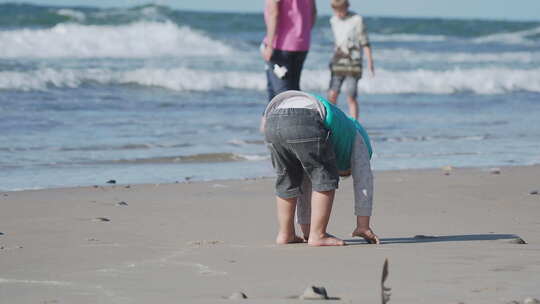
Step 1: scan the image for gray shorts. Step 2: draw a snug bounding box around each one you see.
[329,73,360,98]
[264,108,339,198]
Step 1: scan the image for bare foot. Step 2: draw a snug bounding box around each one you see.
[308,233,345,246]
[352,228,380,244]
[276,234,305,245]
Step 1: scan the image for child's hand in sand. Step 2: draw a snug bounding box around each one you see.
[352,227,380,244]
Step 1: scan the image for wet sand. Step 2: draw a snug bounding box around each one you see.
[1,165,539,304]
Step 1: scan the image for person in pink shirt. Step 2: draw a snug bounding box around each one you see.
[261,0,317,101]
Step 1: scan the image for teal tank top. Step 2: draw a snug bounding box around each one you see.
[313,94,373,171]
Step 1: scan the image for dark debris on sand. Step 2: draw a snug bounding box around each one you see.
[94,217,111,222]
[300,286,329,300]
[228,292,248,300]
[509,238,528,244]
[381,258,392,304]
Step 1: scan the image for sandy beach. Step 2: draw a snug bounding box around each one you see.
[1,165,539,304]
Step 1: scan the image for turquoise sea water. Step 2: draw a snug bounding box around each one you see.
[1,4,539,190]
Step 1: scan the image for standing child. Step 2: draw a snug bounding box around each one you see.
[328,0,375,119]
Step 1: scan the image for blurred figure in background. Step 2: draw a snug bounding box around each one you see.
[261,0,317,101]
[328,0,375,119]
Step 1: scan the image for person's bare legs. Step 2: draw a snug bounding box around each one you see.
[346,95,358,119]
[275,196,304,244]
[307,190,345,246]
[352,215,380,244]
[327,90,339,104]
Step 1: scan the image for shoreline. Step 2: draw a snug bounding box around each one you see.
[2,163,538,193]
[1,165,539,303]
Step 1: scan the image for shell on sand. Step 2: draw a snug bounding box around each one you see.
[300,286,328,300]
[490,167,502,174]
[442,165,453,175]
[509,238,527,244]
[524,297,540,304]
[228,291,247,300]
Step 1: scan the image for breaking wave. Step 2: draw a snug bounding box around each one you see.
[2,66,539,95]
[0,21,232,58]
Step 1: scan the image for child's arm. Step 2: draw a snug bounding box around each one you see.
[351,135,379,243]
[296,176,312,226]
[351,135,373,217]
[359,17,375,77]
[363,45,375,77]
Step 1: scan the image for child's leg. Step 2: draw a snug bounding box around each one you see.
[327,74,345,104]
[327,89,339,104]
[343,76,361,119]
[346,95,358,119]
[276,195,304,244]
[308,189,345,246]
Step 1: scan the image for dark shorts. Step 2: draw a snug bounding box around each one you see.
[264,108,339,198]
[266,50,308,102]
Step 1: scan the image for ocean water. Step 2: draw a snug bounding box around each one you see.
[1,4,539,190]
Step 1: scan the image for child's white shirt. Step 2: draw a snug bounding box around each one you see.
[330,12,370,61]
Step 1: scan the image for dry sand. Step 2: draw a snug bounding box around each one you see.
[1,165,539,304]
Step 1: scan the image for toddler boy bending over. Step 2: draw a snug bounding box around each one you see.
[263,90,379,246]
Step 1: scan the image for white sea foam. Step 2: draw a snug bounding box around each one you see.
[371,27,540,46]
[1,67,539,95]
[371,33,447,42]
[0,278,72,286]
[56,9,86,22]
[301,67,540,94]
[376,48,540,64]
[0,22,232,58]
[238,154,269,161]
[472,26,540,45]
